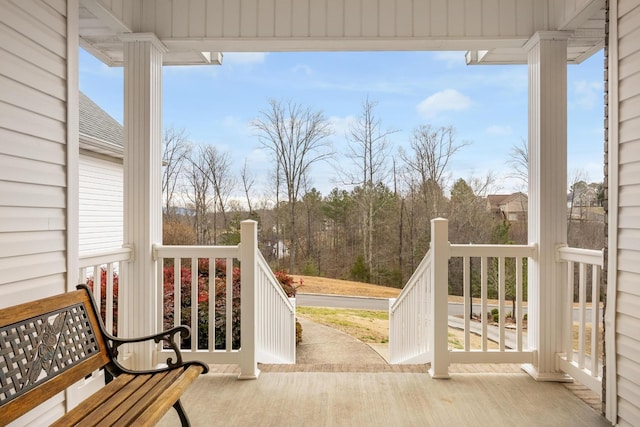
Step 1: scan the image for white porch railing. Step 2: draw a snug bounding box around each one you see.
[256,250,297,364]
[447,243,536,365]
[557,246,604,397]
[389,218,536,377]
[78,222,295,379]
[389,249,432,365]
[153,220,296,378]
[79,247,133,336]
[389,218,605,388]
[153,244,241,363]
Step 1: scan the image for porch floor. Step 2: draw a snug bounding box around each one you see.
[159,318,608,426]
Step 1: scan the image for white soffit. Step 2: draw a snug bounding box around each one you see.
[466,2,605,65]
[79,1,223,67]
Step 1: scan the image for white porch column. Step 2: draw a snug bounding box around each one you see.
[523,31,572,381]
[120,33,166,370]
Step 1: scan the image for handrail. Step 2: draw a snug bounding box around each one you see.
[153,244,240,259]
[450,243,537,259]
[256,250,295,311]
[79,246,133,268]
[557,245,603,266]
[390,249,431,313]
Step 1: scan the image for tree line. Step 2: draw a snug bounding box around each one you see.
[161,98,604,290]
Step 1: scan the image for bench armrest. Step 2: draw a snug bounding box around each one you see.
[108,325,191,371]
[76,284,207,376]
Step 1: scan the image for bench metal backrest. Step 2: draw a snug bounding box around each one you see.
[0,289,110,425]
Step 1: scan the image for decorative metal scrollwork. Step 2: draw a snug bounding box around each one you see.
[0,304,99,404]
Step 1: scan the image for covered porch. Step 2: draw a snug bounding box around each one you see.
[78,215,608,425]
[0,0,622,425]
[76,0,608,422]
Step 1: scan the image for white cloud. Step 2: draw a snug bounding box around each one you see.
[416,89,472,119]
[224,52,268,65]
[247,147,268,163]
[571,80,603,109]
[292,64,313,76]
[485,125,513,136]
[329,115,357,138]
[433,51,466,68]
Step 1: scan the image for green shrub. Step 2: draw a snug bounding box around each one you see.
[351,255,371,283]
[491,308,499,323]
[301,259,319,276]
[163,261,296,350]
[296,320,303,345]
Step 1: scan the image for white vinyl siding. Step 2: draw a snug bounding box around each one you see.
[0,0,68,306]
[79,154,123,254]
[615,1,640,425]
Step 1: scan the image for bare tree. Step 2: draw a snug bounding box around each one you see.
[241,159,256,213]
[251,99,333,273]
[185,148,212,245]
[201,145,235,243]
[400,125,470,218]
[568,169,588,238]
[508,137,528,189]
[162,127,191,217]
[340,97,397,273]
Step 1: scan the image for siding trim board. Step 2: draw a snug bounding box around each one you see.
[612,0,640,424]
[66,0,79,292]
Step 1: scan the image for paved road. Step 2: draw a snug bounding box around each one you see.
[297,293,598,322]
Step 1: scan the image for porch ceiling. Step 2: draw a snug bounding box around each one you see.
[79,0,605,67]
[466,3,606,65]
[79,1,223,66]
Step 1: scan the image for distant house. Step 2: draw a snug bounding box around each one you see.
[487,192,528,222]
[79,92,124,254]
[568,183,601,209]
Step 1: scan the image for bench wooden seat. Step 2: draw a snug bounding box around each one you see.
[0,284,208,426]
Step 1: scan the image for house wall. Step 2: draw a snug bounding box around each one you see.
[504,196,529,221]
[0,0,70,308]
[0,1,77,425]
[613,0,640,424]
[79,152,123,254]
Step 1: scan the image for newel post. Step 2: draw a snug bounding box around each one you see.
[429,218,451,379]
[239,220,260,379]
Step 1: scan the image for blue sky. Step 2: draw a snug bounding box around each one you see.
[79,48,605,198]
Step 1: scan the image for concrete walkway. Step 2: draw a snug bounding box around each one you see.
[295,317,389,365]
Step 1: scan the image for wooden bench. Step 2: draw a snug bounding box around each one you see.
[0,284,208,426]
